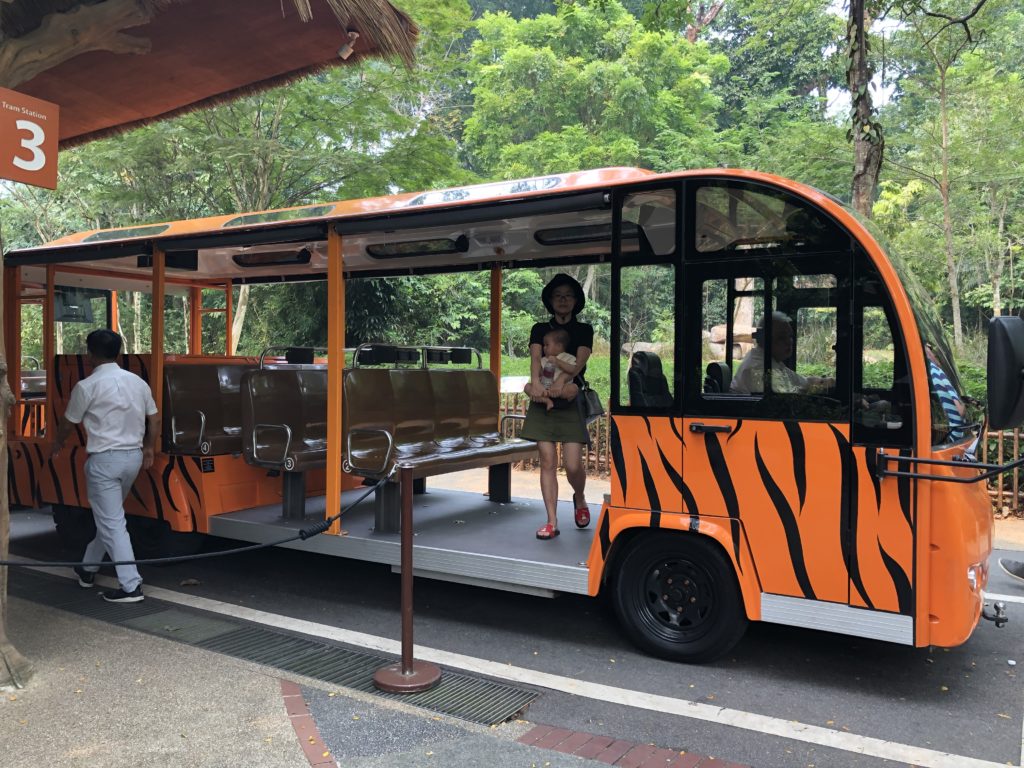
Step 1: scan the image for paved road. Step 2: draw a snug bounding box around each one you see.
[8,507,1024,768]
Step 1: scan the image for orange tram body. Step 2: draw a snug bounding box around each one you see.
[5,167,1012,662]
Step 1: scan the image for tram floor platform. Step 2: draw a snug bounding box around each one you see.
[208,484,597,597]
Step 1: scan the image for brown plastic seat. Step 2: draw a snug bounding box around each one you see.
[163,363,254,455]
[241,368,328,471]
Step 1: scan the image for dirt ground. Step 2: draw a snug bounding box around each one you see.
[432,469,1024,551]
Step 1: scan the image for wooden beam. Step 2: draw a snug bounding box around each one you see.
[0,0,154,89]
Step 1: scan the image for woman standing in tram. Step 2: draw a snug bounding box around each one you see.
[520,274,593,539]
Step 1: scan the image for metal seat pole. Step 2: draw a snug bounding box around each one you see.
[373,465,442,693]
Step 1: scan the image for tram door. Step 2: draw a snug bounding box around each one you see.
[608,185,683,515]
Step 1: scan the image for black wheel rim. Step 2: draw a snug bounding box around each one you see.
[632,555,716,644]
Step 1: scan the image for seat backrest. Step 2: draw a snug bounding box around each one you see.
[703,361,732,394]
[628,351,673,408]
[389,369,436,451]
[295,369,328,443]
[241,369,304,465]
[429,370,470,444]
[465,369,499,436]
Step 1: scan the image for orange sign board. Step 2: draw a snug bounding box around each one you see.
[0,87,59,189]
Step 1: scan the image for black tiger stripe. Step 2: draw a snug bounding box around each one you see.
[177,456,202,505]
[610,418,627,502]
[681,480,700,532]
[879,540,913,615]
[142,470,165,521]
[727,418,743,444]
[38,442,64,506]
[20,444,39,506]
[754,435,815,600]
[863,448,882,510]
[703,432,742,565]
[896,448,913,529]
[162,460,180,512]
[654,431,684,495]
[7,446,23,505]
[830,424,872,608]
[69,446,83,506]
[783,421,807,510]
[670,417,684,444]
[638,454,662,516]
[599,506,611,559]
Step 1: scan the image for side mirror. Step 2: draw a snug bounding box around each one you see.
[987,316,1024,429]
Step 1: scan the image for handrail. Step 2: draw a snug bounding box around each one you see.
[258,345,328,369]
[874,449,1024,483]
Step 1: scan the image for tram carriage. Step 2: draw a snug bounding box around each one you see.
[5,167,1018,662]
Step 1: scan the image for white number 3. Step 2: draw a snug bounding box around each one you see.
[13,119,46,172]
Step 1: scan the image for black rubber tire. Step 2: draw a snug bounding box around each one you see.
[610,532,748,663]
[52,504,96,559]
[127,517,205,560]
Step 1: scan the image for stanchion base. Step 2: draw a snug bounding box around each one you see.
[373,661,442,693]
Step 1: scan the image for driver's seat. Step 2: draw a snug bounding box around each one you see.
[628,352,673,408]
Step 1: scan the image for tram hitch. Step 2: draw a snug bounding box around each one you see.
[981,600,1008,628]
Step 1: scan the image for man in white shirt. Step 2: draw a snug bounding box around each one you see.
[731,311,834,395]
[53,330,159,603]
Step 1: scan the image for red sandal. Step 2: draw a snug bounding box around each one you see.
[536,523,560,540]
[574,499,590,528]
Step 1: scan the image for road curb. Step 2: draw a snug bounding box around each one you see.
[281,678,336,766]
[517,723,750,767]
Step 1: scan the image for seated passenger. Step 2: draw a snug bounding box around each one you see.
[731,311,834,395]
[536,327,577,411]
[926,343,967,439]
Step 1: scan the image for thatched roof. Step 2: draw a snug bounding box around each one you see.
[0,0,417,148]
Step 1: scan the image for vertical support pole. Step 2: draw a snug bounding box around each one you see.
[44,266,54,435]
[224,280,233,356]
[373,465,441,693]
[150,247,166,416]
[326,228,345,534]
[489,266,502,381]
[189,287,202,356]
[109,290,119,335]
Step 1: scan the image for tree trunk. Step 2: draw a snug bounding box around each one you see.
[230,285,249,356]
[937,71,962,349]
[0,226,34,689]
[848,0,884,217]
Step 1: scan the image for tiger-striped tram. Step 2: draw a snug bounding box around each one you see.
[4,167,1017,662]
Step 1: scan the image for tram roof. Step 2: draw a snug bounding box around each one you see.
[5,167,858,292]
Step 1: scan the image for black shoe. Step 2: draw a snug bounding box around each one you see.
[998,558,1024,583]
[101,586,144,603]
[74,566,95,589]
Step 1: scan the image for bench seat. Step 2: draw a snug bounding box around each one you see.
[240,364,537,527]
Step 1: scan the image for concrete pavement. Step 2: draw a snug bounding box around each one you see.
[1,586,745,768]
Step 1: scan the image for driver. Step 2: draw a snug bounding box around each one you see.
[731,311,834,395]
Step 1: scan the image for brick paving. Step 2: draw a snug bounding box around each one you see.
[517,724,750,768]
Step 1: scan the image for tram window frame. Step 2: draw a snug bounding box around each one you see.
[683,254,852,423]
[610,184,681,415]
[850,252,914,447]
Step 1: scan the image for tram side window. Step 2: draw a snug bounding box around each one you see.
[850,278,913,446]
[695,270,847,421]
[620,263,676,409]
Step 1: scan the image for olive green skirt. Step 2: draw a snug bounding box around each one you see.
[519,400,588,444]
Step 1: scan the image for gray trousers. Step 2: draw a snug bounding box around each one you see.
[82,449,144,592]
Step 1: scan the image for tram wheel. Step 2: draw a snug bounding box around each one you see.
[610,533,747,663]
[127,517,205,561]
[52,504,96,559]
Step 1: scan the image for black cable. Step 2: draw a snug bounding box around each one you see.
[0,474,389,568]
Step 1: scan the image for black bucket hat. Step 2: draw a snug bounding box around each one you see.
[541,273,585,316]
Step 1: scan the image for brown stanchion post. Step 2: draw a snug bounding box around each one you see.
[373,465,442,693]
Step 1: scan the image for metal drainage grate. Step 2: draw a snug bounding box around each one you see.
[197,626,537,725]
[10,569,537,726]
